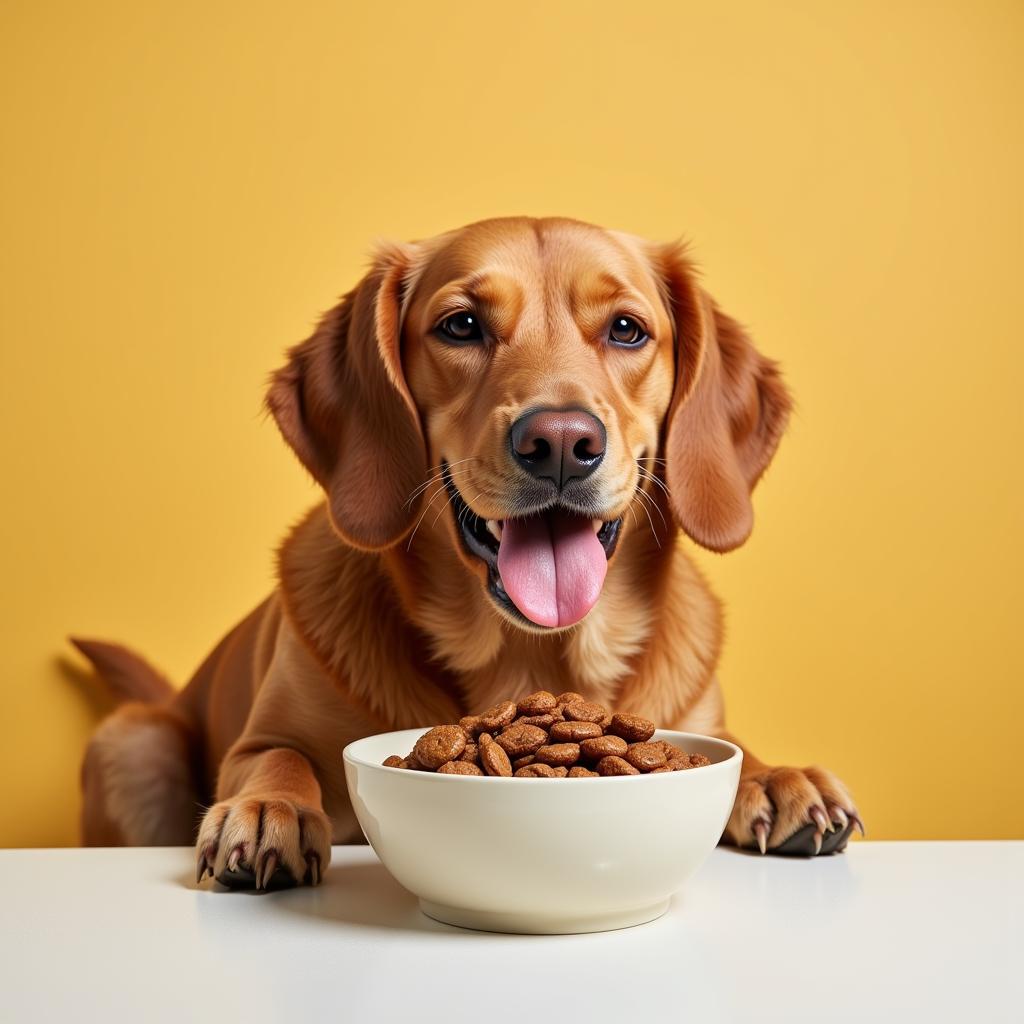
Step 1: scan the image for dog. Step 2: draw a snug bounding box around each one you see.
[75,216,861,888]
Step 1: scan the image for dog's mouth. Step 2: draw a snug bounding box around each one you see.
[442,463,622,630]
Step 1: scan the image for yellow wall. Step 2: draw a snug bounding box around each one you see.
[1,0,1021,846]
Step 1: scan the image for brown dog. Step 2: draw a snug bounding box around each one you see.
[75,216,860,888]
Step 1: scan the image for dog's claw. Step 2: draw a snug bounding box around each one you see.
[812,829,823,856]
[850,813,866,837]
[227,845,243,873]
[810,805,832,834]
[829,806,849,831]
[195,846,214,884]
[263,851,279,890]
[305,851,321,887]
[255,849,278,890]
[753,819,769,855]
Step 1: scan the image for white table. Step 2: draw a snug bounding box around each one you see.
[1,843,1019,1022]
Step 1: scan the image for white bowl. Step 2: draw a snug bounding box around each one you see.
[343,728,741,934]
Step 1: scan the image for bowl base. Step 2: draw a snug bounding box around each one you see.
[419,897,671,935]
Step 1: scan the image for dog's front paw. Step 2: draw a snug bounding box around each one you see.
[725,765,863,857]
[195,797,331,890]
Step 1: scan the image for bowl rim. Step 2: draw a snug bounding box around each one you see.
[343,727,742,783]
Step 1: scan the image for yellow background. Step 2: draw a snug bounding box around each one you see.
[1,0,1021,846]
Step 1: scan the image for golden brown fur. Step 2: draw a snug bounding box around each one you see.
[77,217,859,884]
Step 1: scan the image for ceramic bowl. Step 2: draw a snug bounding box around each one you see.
[343,728,741,934]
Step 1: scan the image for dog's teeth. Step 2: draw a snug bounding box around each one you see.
[486,520,502,542]
[592,519,603,533]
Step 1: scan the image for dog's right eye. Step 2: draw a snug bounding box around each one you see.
[435,312,484,344]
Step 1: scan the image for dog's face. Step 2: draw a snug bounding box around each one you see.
[268,217,791,632]
[399,220,675,629]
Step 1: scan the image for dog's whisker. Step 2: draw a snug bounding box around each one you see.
[401,458,481,505]
[452,492,485,532]
[459,492,487,531]
[405,482,451,551]
[403,458,481,508]
[428,487,464,530]
[404,475,444,508]
[633,481,667,532]
[403,466,477,510]
[631,488,661,548]
[637,466,672,501]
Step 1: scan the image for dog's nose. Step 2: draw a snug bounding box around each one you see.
[509,407,606,487]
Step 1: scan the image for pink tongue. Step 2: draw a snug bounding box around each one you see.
[497,511,608,628]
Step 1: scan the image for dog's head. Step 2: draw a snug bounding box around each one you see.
[267,218,790,631]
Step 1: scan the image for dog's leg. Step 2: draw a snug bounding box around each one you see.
[194,746,332,890]
[81,703,199,846]
[716,730,863,856]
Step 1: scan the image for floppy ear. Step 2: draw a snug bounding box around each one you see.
[265,244,427,550]
[657,245,792,553]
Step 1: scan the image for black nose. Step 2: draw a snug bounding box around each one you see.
[509,407,606,488]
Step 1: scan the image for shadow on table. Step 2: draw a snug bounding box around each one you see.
[273,860,458,934]
[189,859,518,938]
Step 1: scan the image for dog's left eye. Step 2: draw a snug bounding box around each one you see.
[436,312,484,344]
[609,315,648,348]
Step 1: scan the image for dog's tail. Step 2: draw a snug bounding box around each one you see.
[69,637,175,705]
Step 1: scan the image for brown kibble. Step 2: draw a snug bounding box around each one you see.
[478,700,518,730]
[403,752,433,771]
[596,755,641,776]
[579,735,628,760]
[517,690,558,715]
[562,700,608,724]
[625,742,668,772]
[413,725,468,769]
[383,700,711,776]
[534,743,581,767]
[514,763,561,778]
[671,752,710,770]
[438,760,484,776]
[607,713,656,743]
[495,723,548,759]
[515,714,555,729]
[480,739,513,777]
[549,720,602,742]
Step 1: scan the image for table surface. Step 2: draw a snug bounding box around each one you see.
[1,842,1020,1022]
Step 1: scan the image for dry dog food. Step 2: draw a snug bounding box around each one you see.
[382,692,712,778]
